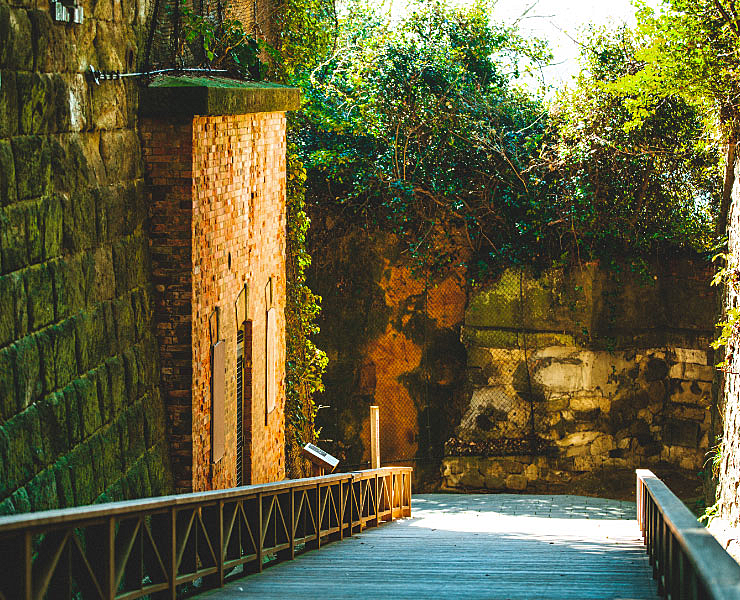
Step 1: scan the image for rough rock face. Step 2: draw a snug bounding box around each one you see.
[0,0,173,512]
[717,158,740,528]
[444,263,715,493]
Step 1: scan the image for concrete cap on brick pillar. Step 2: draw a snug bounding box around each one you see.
[139,76,301,117]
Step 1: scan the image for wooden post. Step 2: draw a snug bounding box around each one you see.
[370,405,380,469]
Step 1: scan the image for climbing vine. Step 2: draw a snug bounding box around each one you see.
[284,146,329,477]
[272,0,336,478]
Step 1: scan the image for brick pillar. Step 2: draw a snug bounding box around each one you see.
[140,78,299,492]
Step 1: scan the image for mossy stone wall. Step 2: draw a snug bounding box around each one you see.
[0,0,173,513]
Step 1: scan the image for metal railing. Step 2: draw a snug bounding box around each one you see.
[637,469,740,599]
[0,466,412,600]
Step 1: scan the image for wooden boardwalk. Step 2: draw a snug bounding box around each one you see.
[200,494,658,599]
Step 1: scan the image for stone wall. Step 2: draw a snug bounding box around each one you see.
[0,0,174,512]
[444,261,715,494]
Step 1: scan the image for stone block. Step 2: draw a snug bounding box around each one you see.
[83,246,115,306]
[0,202,28,273]
[554,431,600,447]
[98,425,121,487]
[62,383,82,445]
[54,319,77,388]
[128,401,146,458]
[50,255,86,320]
[38,391,68,460]
[42,195,62,260]
[669,363,684,379]
[683,363,714,382]
[0,140,16,205]
[0,273,18,346]
[145,447,168,496]
[524,463,539,481]
[50,136,90,194]
[100,130,142,183]
[53,458,74,507]
[106,355,125,415]
[0,7,33,70]
[89,78,126,131]
[114,297,135,351]
[61,189,96,252]
[590,434,615,457]
[505,474,527,491]
[0,497,14,515]
[27,468,57,511]
[26,263,55,331]
[14,335,41,410]
[112,234,147,296]
[460,326,519,349]
[17,72,56,135]
[94,364,112,424]
[544,395,569,412]
[0,72,18,139]
[458,469,485,489]
[11,136,51,201]
[74,375,102,438]
[68,444,95,506]
[5,405,43,488]
[9,487,31,514]
[570,395,602,412]
[131,288,151,341]
[0,346,16,421]
[663,419,700,448]
[35,327,57,396]
[674,348,707,365]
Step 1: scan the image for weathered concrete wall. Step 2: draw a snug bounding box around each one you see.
[0,0,174,512]
[308,229,468,487]
[444,261,715,494]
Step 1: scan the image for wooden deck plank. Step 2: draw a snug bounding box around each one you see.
[199,493,658,599]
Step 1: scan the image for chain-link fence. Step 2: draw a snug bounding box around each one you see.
[142,0,275,75]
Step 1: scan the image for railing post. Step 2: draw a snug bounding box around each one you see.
[217,500,225,587]
[290,488,296,559]
[316,482,322,549]
[257,493,263,572]
[339,477,345,541]
[370,406,380,470]
[168,507,177,600]
[23,530,32,600]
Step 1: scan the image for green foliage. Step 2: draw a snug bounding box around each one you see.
[176,2,264,79]
[285,147,328,474]
[272,0,336,478]
[548,26,719,258]
[711,250,740,367]
[607,0,740,134]
[295,2,716,282]
[298,0,558,279]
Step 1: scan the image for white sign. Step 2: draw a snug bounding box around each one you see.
[266,307,276,415]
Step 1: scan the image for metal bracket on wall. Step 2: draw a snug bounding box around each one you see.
[51,0,83,24]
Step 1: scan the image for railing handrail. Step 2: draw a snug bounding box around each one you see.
[0,466,413,533]
[0,466,413,600]
[637,469,740,599]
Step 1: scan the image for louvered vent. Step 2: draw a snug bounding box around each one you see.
[236,328,244,486]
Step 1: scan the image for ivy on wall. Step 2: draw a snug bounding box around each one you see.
[272,0,336,478]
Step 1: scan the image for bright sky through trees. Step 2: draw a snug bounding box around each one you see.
[489,0,661,87]
[388,0,662,89]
